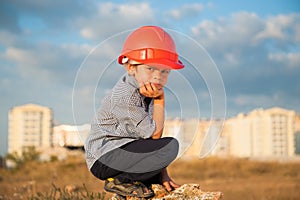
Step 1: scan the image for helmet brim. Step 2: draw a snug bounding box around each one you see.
[142,59,184,70]
[118,55,184,70]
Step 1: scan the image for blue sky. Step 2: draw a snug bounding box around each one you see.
[0,0,299,156]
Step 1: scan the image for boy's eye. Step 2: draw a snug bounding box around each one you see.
[161,69,170,74]
[147,67,154,71]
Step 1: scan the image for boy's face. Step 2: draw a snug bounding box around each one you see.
[128,64,170,89]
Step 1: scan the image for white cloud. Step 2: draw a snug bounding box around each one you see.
[1,78,11,87]
[3,42,92,85]
[191,19,223,39]
[1,1,300,124]
[190,12,300,71]
[97,2,153,21]
[1,1,300,157]
[224,52,239,65]
[0,31,19,46]
[255,13,300,43]
[191,12,263,46]
[269,52,300,69]
[296,25,300,42]
[191,12,300,52]
[233,94,280,107]
[79,2,155,41]
[188,11,300,118]
[190,12,266,71]
[166,3,203,20]
[80,28,95,40]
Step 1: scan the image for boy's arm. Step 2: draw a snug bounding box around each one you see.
[152,94,165,139]
[139,82,165,139]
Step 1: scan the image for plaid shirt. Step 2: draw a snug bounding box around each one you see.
[84,74,156,170]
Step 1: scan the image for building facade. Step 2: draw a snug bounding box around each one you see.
[164,107,299,160]
[52,124,90,147]
[223,107,296,158]
[8,103,299,160]
[8,104,53,155]
[163,118,224,158]
[163,118,202,158]
[294,114,300,154]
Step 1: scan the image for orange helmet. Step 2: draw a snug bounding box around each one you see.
[118,26,184,70]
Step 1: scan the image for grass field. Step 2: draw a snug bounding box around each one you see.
[0,151,299,200]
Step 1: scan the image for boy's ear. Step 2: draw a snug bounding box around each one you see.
[126,64,135,75]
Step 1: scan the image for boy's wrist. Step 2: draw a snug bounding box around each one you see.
[154,93,164,103]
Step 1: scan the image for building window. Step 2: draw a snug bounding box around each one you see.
[271,114,288,156]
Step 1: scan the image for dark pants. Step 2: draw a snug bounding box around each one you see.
[91,137,179,185]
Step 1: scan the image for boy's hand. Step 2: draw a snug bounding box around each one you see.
[139,82,164,99]
[161,168,180,191]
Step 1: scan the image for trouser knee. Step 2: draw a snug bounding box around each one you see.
[164,137,179,162]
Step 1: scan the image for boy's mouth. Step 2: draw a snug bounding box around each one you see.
[152,83,162,89]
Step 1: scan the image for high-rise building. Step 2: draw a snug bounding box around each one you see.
[164,118,202,158]
[8,104,53,155]
[224,107,296,158]
[164,107,299,160]
[294,114,300,155]
[163,118,224,158]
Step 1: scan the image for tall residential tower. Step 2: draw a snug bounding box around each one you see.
[8,104,53,155]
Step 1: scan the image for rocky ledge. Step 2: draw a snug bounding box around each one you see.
[111,183,223,200]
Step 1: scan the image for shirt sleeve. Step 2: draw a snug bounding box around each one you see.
[111,93,156,139]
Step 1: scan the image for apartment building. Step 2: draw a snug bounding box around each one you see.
[163,118,224,158]
[164,107,299,159]
[8,104,53,155]
[294,114,300,154]
[52,124,90,147]
[223,107,296,158]
[8,103,298,161]
[163,118,201,158]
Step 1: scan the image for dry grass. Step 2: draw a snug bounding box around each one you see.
[169,157,300,200]
[0,152,300,200]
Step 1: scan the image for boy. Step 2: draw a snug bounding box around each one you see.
[85,26,185,198]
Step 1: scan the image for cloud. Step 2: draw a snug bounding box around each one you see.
[0,30,21,46]
[1,1,300,124]
[233,94,279,107]
[1,1,160,128]
[255,13,300,42]
[189,11,300,116]
[191,12,300,64]
[0,0,96,33]
[268,52,300,69]
[191,12,264,52]
[229,90,299,116]
[79,2,155,41]
[166,3,203,20]
[1,1,300,156]
[190,11,300,69]
[3,42,91,86]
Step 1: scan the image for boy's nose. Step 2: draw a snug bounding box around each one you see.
[153,70,162,79]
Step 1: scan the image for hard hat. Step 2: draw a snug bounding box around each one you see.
[118,26,184,70]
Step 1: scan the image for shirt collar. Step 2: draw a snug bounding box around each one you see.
[125,73,139,89]
[124,74,153,107]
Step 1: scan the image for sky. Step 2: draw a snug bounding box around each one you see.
[1,0,299,156]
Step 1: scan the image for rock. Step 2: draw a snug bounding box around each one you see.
[110,184,223,200]
[64,184,79,193]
